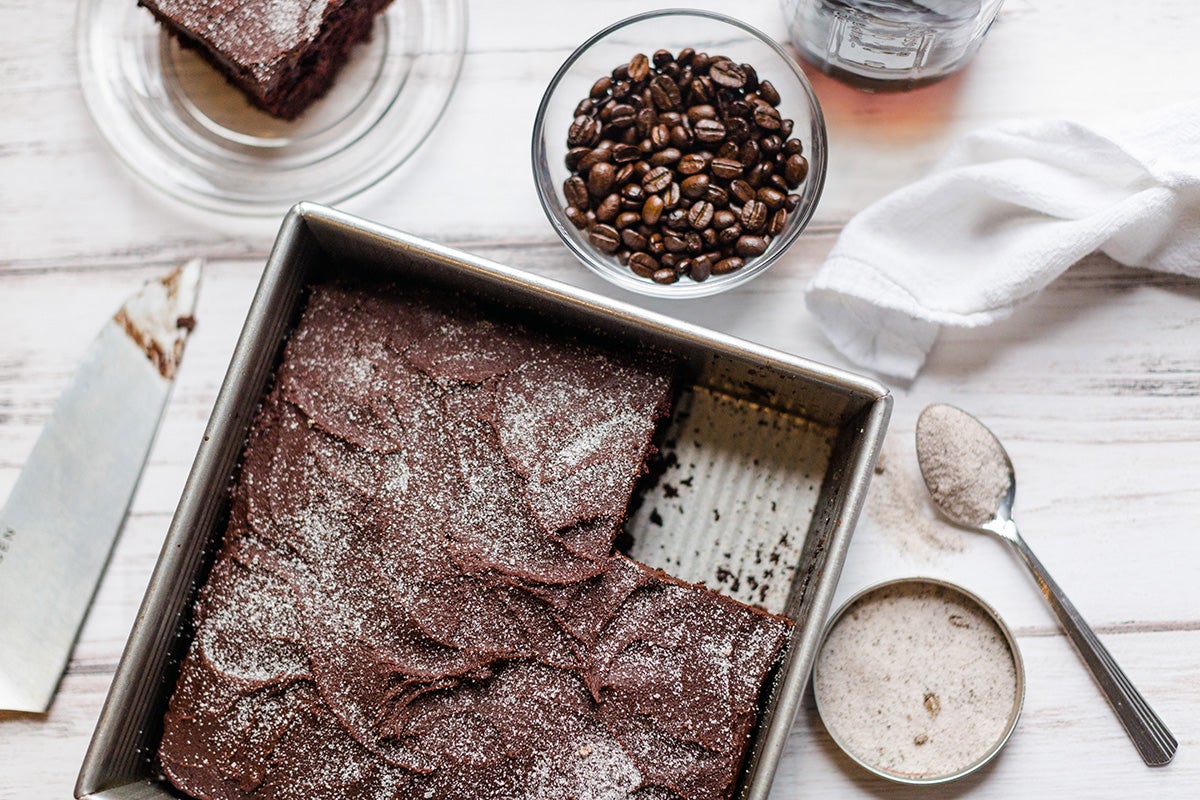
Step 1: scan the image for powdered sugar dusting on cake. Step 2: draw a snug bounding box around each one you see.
[266,0,328,45]
[159,282,791,800]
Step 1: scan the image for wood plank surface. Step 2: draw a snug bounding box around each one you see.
[1,0,1198,798]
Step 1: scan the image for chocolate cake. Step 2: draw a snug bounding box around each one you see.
[139,0,393,119]
[158,283,792,800]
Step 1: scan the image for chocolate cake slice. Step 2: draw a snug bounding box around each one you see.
[139,0,394,119]
[158,283,793,800]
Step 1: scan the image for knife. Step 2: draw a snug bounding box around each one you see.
[0,259,202,713]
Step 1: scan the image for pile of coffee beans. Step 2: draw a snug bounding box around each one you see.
[562,49,810,284]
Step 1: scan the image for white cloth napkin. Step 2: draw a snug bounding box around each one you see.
[805,100,1200,380]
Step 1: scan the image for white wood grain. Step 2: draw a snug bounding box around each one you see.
[2,0,1199,798]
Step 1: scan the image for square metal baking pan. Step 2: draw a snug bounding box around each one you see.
[77,203,891,800]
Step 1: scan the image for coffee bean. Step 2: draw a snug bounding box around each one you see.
[665,208,689,230]
[741,199,768,232]
[783,137,804,156]
[724,99,751,119]
[621,228,648,251]
[769,173,790,192]
[635,109,656,138]
[663,230,688,253]
[615,211,641,230]
[620,183,645,207]
[566,146,591,171]
[739,139,761,166]
[680,173,710,199]
[588,224,620,253]
[649,124,671,149]
[568,114,601,147]
[565,206,588,229]
[718,224,742,247]
[761,134,783,153]
[588,162,615,197]
[596,193,621,222]
[758,79,781,106]
[690,255,712,282]
[687,104,717,124]
[610,103,637,128]
[653,49,674,68]
[649,75,682,110]
[652,268,679,284]
[684,231,704,255]
[704,185,728,206]
[649,147,681,167]
[627,252,658,277]
[712,256,745,275]
[740,63,759,91]
[709,60,746,88]
[757,186,786,210]
[730,179,755,204]
[590,76,612,100]
[713,209,737,229]
[612,143,640,163]
[784,153,809,187]
[693,118,726,144]
[641,195,664,226]
[628,53,650,83]
[753,104,782,131]
[768,208,789,236]
[677,152,709,175]
[711,157,744,179]
[642,165,673,193]
[647,232,665,256]
[580,142,614,170]
[735,235,769,257]
[687,201,714,230]
[716,141,740,160]
[724,117,750,143]
[747,161,773,188]
[669,125,692,148]
[689,76,714,104]
[564,176,589,209]
[662,182,681,208]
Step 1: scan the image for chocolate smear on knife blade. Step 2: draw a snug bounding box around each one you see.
[112,258,202,379]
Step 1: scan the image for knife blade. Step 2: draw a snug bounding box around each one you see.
[0,259,202,713]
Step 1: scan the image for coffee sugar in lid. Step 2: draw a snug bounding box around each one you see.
[813,579,1023,783]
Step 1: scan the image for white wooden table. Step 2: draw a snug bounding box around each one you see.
[2,1,1197,797]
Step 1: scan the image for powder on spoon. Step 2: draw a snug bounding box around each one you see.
[813,580,1021,781]
[916,404,1012,527]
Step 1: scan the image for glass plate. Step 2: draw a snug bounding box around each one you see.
[77,0,467,216]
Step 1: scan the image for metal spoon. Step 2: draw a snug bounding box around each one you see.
[915,403,1177,767]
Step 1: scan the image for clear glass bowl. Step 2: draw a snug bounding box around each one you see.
[532,9,827,298]
[77,0,466,216]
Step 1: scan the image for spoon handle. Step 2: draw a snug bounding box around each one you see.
[1003,520,1177,766]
